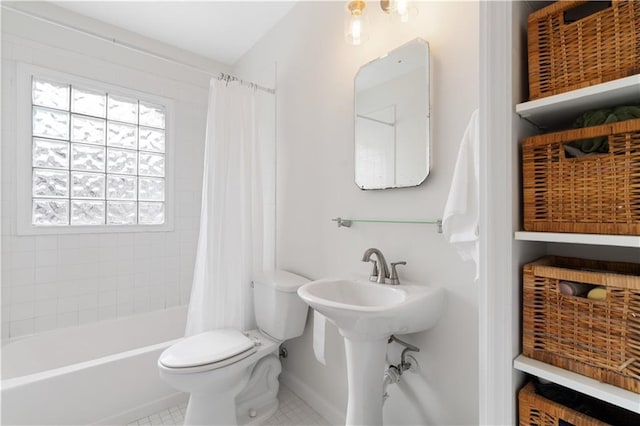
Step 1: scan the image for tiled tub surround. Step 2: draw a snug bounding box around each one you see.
[1,231,197,339]
[1,306,187,425]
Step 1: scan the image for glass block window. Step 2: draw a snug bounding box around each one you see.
[30,77,166,226]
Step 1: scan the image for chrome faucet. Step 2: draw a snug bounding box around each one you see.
[361,248,389,284]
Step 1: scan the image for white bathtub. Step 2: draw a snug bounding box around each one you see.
[1,306,188,425]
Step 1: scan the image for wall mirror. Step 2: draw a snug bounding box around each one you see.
[354,38,430,190]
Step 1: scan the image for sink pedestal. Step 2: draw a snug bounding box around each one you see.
[343,334,387,426]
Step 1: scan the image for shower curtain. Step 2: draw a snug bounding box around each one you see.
[185,79,264,336]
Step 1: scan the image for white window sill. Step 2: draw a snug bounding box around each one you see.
[17,222,174,236]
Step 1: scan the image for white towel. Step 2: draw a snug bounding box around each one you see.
[442,109,480,280]
[312,310,327,365]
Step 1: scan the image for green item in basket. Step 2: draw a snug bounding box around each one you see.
[565,105,640,156]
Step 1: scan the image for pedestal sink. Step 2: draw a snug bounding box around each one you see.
[297,278,445,426]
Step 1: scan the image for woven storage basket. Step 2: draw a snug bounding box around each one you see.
[522,256,640,393]
[519,382,608,426]
[528,0,640,100]
[522,118,640,235]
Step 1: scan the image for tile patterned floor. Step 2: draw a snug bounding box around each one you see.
[128,385,330,426]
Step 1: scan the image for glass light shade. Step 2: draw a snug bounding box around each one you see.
[381,0,419,23]
[391,0,418,24]
[345,1,370,45]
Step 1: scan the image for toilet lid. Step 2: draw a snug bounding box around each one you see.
[159,329,256,369]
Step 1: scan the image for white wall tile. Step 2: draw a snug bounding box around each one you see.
[148,297,164,311]
[77,279,99,295]
[2,323,10,340]
[133,298,150,313]
[117,275,134,290]
[9,251,35,269]
[10,318,34,336]
[34,299,57,317]
[78,309,98,324]
[35,235,58,251]
[98,234,118,248]
[35,250,58,268]
[57,282,79,298]
[11,285,34,304]
[11,268,35,286]
[2,285,11,306]
[98,306,117,321]
[35,283,57,301]
[34,314,57,333]
[117,260,136,276]
[116,246,135,262]
[165,285,179,307]
[78,293,98,310]
[117,288,133,304]
[9,236,35,252]
[57,312,78,328]
[58,296,78,313]
[116,303,133,317]
[98,290,117,307]
[98,276,118,292]
[35,266,57,284]
[134,273,150,288]
[117,233,135,246]
[10,302,34,321]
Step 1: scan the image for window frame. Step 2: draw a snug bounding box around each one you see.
[16,63,175,235]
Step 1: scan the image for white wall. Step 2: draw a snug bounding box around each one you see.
[235,1,480,425]
[1,3,225,339]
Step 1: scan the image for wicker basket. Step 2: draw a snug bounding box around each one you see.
[522,118,640,235]
[528,0,640,100]
[519,382,609,426]
[522,256,640,393]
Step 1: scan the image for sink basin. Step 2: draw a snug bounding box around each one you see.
[297,277,445,425]
[301,279,405,309]
[297,277,445,339]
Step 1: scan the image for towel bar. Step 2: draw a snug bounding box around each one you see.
[332,218,443,233]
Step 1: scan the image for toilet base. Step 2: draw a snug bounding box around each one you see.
[236,354,282,425]
[185,392,238,426]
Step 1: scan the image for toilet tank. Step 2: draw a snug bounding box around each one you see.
[253,270,310,341]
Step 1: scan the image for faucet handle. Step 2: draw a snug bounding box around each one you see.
[368,260,379,282]
[389,261,407,285]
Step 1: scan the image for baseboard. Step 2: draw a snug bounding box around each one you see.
[94,392,189,425]
[280,370,345,426]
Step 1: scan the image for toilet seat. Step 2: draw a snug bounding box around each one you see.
[159,329,257,374]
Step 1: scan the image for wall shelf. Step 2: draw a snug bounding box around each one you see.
[514,355,640,414]
[332,217,443,233]
[514,231,640,248]
[516,73,640,129]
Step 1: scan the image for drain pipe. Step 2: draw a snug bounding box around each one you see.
[383,335,420,404]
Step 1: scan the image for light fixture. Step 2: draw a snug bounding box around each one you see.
[396,0,410,22]
[345,1,369,45]
[379,0,417,23]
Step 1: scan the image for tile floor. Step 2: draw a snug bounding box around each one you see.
[128,385,331,426]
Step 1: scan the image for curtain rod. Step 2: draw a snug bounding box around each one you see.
[217,73,275,94]
[2,5,276,94]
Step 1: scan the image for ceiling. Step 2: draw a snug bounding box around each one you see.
[51,1,297,65]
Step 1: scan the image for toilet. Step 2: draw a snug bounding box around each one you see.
[158,270,310,426]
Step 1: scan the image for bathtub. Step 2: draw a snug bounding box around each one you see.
[1,306,188,425]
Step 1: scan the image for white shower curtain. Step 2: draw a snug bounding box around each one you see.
[185,79,264,336]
